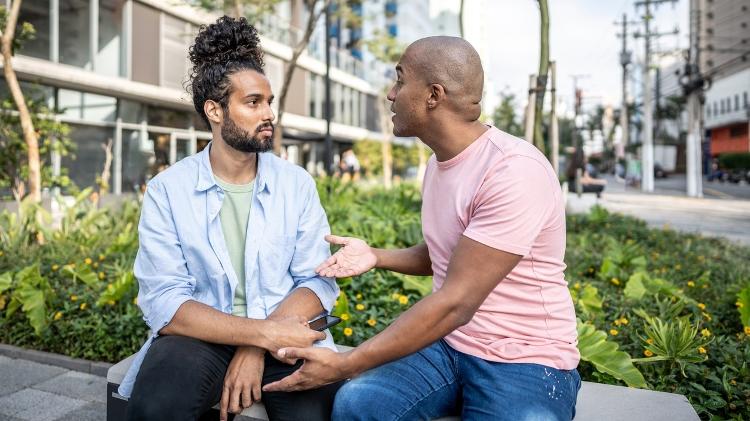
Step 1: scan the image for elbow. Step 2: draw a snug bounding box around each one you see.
[448,301,476,328]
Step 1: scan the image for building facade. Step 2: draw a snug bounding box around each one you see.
[0,0,386,195]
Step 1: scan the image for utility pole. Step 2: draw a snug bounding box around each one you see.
[634,0,678,193]
[550,61,559,175]
[570,74,589,151]
[615,14,639,165]
[681,0,707,197]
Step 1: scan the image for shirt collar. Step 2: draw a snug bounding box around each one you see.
[195,142,273,194]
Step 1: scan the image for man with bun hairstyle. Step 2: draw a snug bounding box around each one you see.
[263,36,581,421]
[121,16,341,421]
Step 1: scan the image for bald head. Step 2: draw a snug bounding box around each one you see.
[401,36,484,120]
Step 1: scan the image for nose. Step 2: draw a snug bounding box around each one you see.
[386,84,396,103]
[264,102,276,122]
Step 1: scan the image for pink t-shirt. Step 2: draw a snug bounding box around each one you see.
[422,126,579,370]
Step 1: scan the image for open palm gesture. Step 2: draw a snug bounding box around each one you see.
[315,235,377,278]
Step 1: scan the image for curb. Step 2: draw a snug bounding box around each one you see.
[0,343,113,377]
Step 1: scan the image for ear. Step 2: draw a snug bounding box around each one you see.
[427,83,446,110]
[204,100,224,125]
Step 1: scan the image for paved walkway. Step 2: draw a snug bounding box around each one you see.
[0,355,105,421]
[566,179,750,246]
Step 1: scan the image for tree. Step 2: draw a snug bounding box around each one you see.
[491,92,523,137]
[532,0,549,155]
[0,1,42,202]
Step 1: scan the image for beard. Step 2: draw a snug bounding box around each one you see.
[221,115,274,153]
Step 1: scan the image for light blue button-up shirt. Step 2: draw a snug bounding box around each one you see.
[118,145,339,397]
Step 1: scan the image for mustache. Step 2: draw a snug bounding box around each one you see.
[256,122,274,134]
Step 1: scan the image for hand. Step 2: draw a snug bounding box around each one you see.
[262,316,326,355]
[220,346,265,421]
[262,347,352,392]
[316,235,377,278]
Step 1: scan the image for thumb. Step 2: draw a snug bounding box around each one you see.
[325,235,350,246]
[278,347,310,360]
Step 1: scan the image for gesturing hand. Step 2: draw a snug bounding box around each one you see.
[220,346,265,421]
[316,235,377,278]
[262,347,350,393]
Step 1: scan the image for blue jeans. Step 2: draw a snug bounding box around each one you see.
[333,340,580,421]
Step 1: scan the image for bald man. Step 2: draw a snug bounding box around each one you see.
[263,37,581,421]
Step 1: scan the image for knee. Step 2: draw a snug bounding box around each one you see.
[126,394,170,420]
[332,379,380,421]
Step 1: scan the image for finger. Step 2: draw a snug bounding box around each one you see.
[315,255,339,273]
[229,385,242,414]
[325,235,350,246]
[220,387,230,421]
[241,384,252,408]
[253,382,262,403]
[277,347,310,361]
[263,371,304,392]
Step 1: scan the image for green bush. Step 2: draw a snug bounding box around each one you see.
[718,152,750,171]
[1,183,749,419]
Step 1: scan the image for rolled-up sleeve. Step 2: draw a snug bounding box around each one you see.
[134,180,196,334]
[289,176,339,312]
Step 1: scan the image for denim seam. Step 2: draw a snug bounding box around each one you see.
[392,379,458,421]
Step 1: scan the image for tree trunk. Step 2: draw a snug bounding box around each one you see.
[377,96,393,189]
[459,0,465,38]
[1,0,41,203]
[532,0,549,156]
[274,0,333,156]
[232,0,243,18]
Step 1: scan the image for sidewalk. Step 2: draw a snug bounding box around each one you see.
[566,180,750,246]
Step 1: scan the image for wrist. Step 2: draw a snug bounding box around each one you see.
[372,248,383,269]
[341,349,368,378]
[254,319,276,350]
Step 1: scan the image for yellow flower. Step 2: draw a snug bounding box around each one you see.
[391,293,400,300]
[355,304,365,311]
[573,282,581,290]
[588,267,594,273]
[98,272,106,280]
[0,251,3,256]
[730,379,737,386]
[343,327,353,337]
[356,294,363,300]
[70,295,78,302]
[107,300,115,306]
[341,313,350,321]
[687,281,695,287]
[133,297,138,305]
[698,346,707,354]
[744,326,750,335]
[367,319,376,327]
[697,303,706,310]
[737,301,744,308]
[93,262,99,269]
[646,338,654,345]
[702,312,712,321]
[98,254,105,261]
[610,278,620,286]
[84,258,92,265]
[399,295,409,305]
[675,264,681,270]
[107,283,114,291]
[701,328,711,338]
[643,349,654,357]
[54,311,63,321]
[609,329,619,336]
[79,303,87,310]
[614,319,621,326]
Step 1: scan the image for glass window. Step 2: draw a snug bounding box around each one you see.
[62,124,114,190]
[119,99,146,124]
[58,89,116,122]
[97,0,124,77]
[162,14,190,90]
[60,0,91,68]
[744,92,748,109]
[735,95,740,111]
[18,0,51,60]
[308,73,317,118]
[120,128,150,193]
[148,106,190,129]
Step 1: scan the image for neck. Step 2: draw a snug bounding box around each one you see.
[421,120,489,162]
[209,137,258,184]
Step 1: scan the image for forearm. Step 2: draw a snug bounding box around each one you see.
[373,243,432,276]
[267,287,324,322]
[160,300,272,348]
[343,289,469,376]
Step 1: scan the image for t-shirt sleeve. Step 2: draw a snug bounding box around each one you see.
[463,157,555,256]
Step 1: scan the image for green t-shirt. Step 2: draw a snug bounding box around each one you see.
[215,176,254,317]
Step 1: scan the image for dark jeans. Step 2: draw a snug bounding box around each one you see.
[126,335,342,421]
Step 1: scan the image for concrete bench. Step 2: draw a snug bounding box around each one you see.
[107,349,699,420]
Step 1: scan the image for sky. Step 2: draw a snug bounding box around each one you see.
[429,0,689,117]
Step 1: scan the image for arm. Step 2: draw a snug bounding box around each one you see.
[316,237,432,278]
[264,236,521,391]
[136,181,323,351]
[373,243,432,276]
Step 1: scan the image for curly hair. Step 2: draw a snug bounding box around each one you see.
[188,16,265,127]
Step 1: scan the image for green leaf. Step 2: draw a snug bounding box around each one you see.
[0,271,12,294]
[577,319,647,388]
[15,284,47,335]
[96,271,135,307]
[624,272,647,301]
[63,265,99,288]
[577,284,603,317]
[397,274,432,297]
[738,284,750,328]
